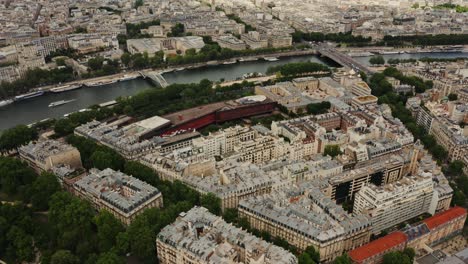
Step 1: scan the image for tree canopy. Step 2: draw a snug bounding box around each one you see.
[0,125,38,152]
[369,55,385,65]
[323,145,342,158]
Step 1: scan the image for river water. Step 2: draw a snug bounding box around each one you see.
[0,52,467,130]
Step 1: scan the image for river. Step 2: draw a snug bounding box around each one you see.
[0,52,467,130]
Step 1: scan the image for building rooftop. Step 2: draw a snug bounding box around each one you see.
[123,116,171,138]
[423,206,467,230]
[157,206,297,264]
[239,182,370,243]
[74,168,161,214]
[348,231,407,263]
[19,140,77,164]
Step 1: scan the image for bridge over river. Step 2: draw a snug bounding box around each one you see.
[317,46,375,76]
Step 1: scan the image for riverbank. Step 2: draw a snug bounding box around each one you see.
[26,49,318,95]
[340,45,468,56]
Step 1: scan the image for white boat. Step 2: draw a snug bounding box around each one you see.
[50,84,82,93]
[242,72,264,79]
[264,57,279,62]
[348,52,374,57]
[175,67,185,71]
[99,100,117,108]
[48,99,75,108]
[14,91,45,101]
[223,60,237,65]
[379,51,400,55]
[239,57,258,62]
[119,75,138,82]
[85,79,118,87]
[0,99,13,108]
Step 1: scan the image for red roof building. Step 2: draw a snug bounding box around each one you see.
[347,207,467,264]
[348,232,408,264]
[423,206,467,231]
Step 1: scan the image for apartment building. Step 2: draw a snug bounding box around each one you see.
[429,117,468,162]
[192,125,287,165]
[67,33,118,54]
[353,173,434,234]
[213,34,247,50]
[31,35,69,57]
[348,231,407,264]
[416,106,434,132]
[352,81,372,96]
[241,31,268,49]
[157,206,297,264]
[349,207,467,264]
[183,159,289,210]
[0,65,20,83]
[19,140,83,173]
[73,168,163,225]
[239,183,371,262]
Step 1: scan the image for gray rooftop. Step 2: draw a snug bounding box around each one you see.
[74,168,160,214]
[157,206,297,264]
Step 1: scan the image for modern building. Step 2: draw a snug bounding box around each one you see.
[352,81,372,96]
[416,106,434,132]
[156,206,297,264]
[73,168,163,225]
[161,95,276,136]
[351,95,378,108]
[19,140,83,173]
[353,173,434,234]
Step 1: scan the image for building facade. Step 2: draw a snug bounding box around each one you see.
[19,140,83,173]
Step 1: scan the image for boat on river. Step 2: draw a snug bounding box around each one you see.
[264,57,279,62]
[48,99,76,108]
[14,91,45,101]
[0,99,13,108]
[84,79,118,87]
[239,57,258,62]
[50,84,82,93]
[119,75,139,82]
[223,60,237,65]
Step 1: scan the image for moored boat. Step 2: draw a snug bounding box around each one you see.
[263,57,279,62]
[50,84,82,93]
[84,79,118,87]
[14,91,45,101]
[239,57,258,62]
[119,74,139,82]
[0,99,13,108]
[223,60,237,65]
